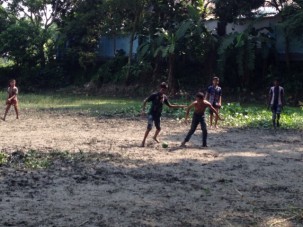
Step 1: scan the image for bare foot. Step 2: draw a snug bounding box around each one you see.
[153,136,160,143]
[1,117,5,121]
[180,142,186,148]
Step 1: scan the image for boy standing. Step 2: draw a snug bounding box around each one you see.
[181,92,221,148]
[205,76,222,128]
[3,79,19,121]
[141,82,186,147]
[268,79,284,128]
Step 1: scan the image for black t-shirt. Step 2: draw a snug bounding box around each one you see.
[147,92,170,116]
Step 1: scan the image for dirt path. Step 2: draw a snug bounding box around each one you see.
[0,111,303,226]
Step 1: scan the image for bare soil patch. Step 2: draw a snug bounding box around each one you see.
[0,111,303,226]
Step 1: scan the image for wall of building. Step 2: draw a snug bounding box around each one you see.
[98,36,139,58]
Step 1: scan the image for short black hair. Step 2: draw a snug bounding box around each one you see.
[160,82,168,89]
[274,78,280,83]
[196,92,204,99]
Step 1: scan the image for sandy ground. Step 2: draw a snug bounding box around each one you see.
[0,110,303,227]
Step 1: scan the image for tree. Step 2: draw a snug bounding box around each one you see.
[0,0,67,68]
[138,1,213,93]
[212,0,265,36]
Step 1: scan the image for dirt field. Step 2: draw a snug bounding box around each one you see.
[0,110,302,227]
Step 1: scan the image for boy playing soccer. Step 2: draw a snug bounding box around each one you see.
[205,76,222,128]
[3,79,19,121]
[181,92,222,148]
[141,82,186,147]
[268,78,284,128]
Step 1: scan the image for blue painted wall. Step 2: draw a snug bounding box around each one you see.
[98,36,139,58]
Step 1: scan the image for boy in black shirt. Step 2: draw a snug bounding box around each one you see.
[141,82,186,147]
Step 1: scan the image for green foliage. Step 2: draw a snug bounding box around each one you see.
[24,150,50,169]
[0,58,14,68]
[92,56,128,85]
[220,103,303,129]
[0,152,8,165]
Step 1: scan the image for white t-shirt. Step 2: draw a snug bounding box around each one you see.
[269,86,284,105]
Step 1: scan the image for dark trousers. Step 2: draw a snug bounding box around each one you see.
[184,113,207,146]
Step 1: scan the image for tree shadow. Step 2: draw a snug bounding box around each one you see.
[0,127,302,227]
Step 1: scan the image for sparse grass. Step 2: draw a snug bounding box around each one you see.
[0,91,142,116]
[0,92,302,129]
[219,102,303,129]
[0,152,8,165]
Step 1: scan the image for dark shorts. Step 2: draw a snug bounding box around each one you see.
[147,114,161,130]
[271,105,282,114]
[209,102,220,114]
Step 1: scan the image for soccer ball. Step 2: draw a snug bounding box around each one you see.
[162,142,168,148]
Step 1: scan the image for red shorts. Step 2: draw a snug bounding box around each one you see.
[6,99,18,106]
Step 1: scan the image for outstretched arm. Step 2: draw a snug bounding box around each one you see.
[165,99,186,109]
[167,103,187,109]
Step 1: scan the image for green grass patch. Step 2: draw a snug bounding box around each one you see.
[0,92,302,129]
[0,152,8,165]
[24,150,50,169]
[0,91,142,116]
[220,102,303,129]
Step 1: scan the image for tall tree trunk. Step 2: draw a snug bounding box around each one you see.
[217,20,227,37]
[285,34,291,71]
[168,54,175,95]
[126,12,140,85]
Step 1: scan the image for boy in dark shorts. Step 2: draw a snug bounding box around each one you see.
[141,82,186,147]
[268,79,284,128]
[205,76,222,128]
[181,92,222,148]
[3,79,19,121]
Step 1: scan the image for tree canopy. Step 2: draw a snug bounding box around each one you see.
[0,0,302,98]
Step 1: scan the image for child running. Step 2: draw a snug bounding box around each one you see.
[181,92,222,148]
[268,78,284,128]
[141,82,186,147]
[3,79,19,121]
[205,76,222,128]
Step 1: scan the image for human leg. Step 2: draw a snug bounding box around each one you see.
[13,103,19,119]
[3,104,11,121]
[153,116,161,143]
[271,105,277,128]
[209,111,213,128]
[141,115,153,147]
[276,105,282,127]
[214,107,220,128]
[200,115,208,147]
[181,114,199,146]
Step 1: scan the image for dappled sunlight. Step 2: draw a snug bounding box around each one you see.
[221,152,268,158]
[0,102,302,226]
[263,216,299,227]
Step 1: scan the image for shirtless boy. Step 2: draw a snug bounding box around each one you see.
[181,92,222,147]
